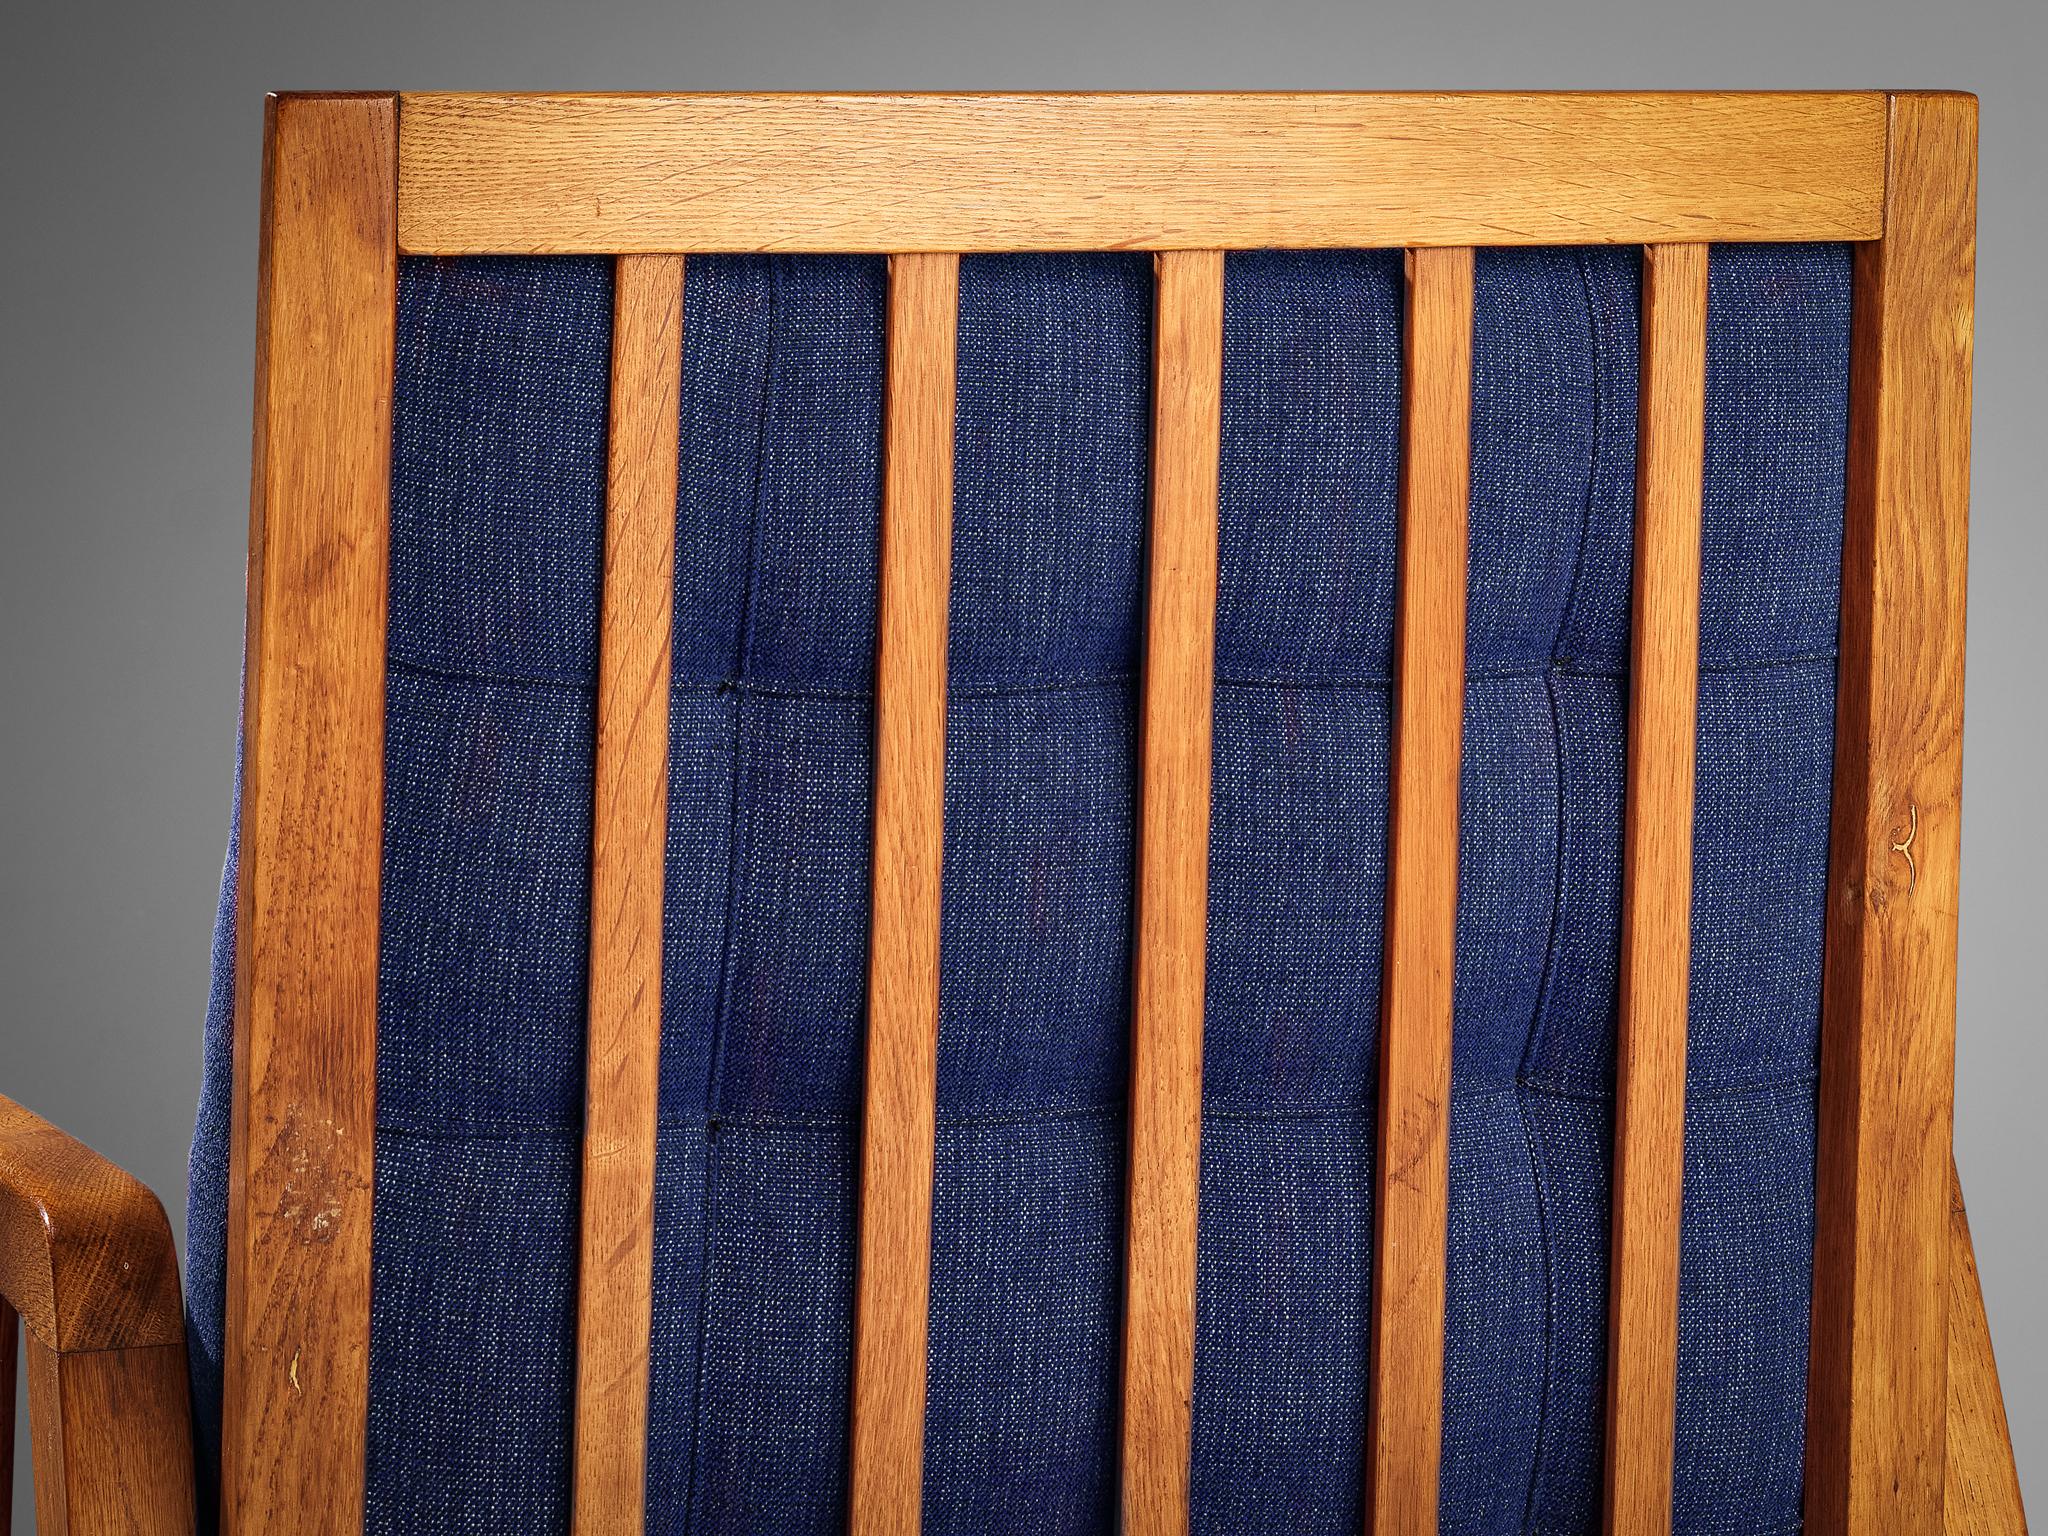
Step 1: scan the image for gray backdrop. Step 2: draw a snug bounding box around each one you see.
[4,0,2039,1523]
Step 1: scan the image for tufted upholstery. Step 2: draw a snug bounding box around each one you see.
[187,244,1849,1534]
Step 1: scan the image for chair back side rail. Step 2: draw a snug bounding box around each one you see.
[1807,89,1977,1536]
[216,89,1980,1536]
[224,91,394,1536]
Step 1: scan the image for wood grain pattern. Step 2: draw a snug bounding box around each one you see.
[396,93,1884,254]
[1945,1160,2028,1535]
[1807,90,1977,1536]
[1119,249,1224,1536]
[847,251,958,1536]
[0,1095,195,1533]
[25,1338,196,1536]
[25,1344,62,1536]
[1602,241,1708,1536]
[0,1095,186,1355]
[181,82,2004,1536]
[224,91,396,1536]
[572,254,684,1535]
[1365,243,1473,1536]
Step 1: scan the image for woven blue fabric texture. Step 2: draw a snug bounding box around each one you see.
[185,243,1849,1534]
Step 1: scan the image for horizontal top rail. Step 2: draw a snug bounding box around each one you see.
[394,91,1888,254]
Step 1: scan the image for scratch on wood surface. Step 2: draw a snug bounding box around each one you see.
[273,1109,354,1245]
[1890,801,1919,896]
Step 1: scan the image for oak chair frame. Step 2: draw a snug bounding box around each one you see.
[0,89,2025,1536]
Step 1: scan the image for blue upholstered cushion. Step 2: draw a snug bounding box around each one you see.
[187,242,1849,1534]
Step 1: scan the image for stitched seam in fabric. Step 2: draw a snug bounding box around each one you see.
[1212,652,1837,695]
[1516,1073,1819,1106]
[381,1089,1702,1136]
[1517,247,1609,1532]
[1516,666,1572,1536]
[389,653,596,693]
[1517,1082,1562,1536]
[1517,664,1574,1116]
[1214,674,1395,693]
[1557,651,1838,679]
[384,648,1841,706]
[365,1069,1823,1143]
[1206,1082,1519,1121]
[683,256,781,1527]
[1550,247,1608,671]
[667,671,1135,704]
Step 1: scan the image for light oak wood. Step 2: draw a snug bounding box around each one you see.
[26,1339,197,1536]
[847,251,958,1536]
[1365,243,1473,1536]
[1119,249,1224,1536]
[1602,241,1709,1536]
[184,82,2009,1536]
[572,254,684,1536]
[1945,1161,2028,1535]
[224,92,396,1536]
[1807,91,1977,1536]
[395,93,1885,255]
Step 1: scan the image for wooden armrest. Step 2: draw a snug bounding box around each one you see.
[0,1092,195,1535]
[0,1093,184,1355]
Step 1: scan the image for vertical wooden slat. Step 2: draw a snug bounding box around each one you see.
[1366,243,1473,1536]
[224,92,395,1536]
[572,254,684,1534]
[847,250,959,1536]
[1119,248,1224,1536]
[1602,240,1709,1536]
[1807,90,1976,1536]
